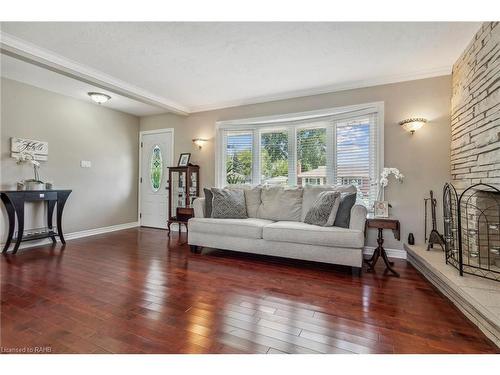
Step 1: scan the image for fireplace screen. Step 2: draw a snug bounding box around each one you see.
[444,183,500,282]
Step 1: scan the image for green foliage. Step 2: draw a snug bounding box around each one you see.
[261,132,288,180]
[297,128,326,172]
[226,149,252,184]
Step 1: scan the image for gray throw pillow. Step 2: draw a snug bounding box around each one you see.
[203,188,213,218]
[304,191,340,226]
[210,188,248,219]
[333,193,357,228]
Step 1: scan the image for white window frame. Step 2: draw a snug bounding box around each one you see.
[215,102,384,194]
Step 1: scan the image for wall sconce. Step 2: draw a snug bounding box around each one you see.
[192,138,207,150]
[399,118,427,134]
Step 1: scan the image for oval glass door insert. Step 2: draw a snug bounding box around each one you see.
[150,145,163,192]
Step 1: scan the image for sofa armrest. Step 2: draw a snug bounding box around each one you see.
[349,204,367,232]
[193,198,206,218]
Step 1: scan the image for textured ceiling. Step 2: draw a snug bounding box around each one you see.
[1,22,481,113]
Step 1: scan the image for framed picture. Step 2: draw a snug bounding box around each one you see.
[374,201,389,218]
[178,153,191,167]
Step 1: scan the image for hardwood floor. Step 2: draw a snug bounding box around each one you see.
[1,227,498,354]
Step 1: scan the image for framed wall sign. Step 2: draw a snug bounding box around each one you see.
[11,137,49,161]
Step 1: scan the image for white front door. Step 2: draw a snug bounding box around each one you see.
[140,130,173,228]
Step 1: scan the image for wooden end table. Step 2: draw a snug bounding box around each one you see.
[365,217,400,277]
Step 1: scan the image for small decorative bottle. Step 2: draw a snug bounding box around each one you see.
[408,233,415,245]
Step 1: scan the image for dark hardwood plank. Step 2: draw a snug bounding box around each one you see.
[1,227,498,354]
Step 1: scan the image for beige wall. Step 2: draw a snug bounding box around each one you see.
[140,76,452,250]
[1,78,140,241]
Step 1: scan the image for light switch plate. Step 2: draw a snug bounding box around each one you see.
[80,160,92,168]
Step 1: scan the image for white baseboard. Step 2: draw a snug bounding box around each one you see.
[169,223,187,232]
[363,246,407,259]
[1,221,139,251]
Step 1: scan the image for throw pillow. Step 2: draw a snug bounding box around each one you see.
[210,188,248,219]
[203,188,213,218]
[304,191,341,226]
[333,193,357,228]
[301,184,357,221]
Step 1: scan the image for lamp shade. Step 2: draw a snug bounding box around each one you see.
[88,92,111,104]
[399,118,427,134]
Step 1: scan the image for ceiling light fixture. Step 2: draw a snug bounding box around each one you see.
[399,118,427,134]
[88,92,111,104]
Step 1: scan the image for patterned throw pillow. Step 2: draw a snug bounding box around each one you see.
[304,191,341,226]
[210,188,248,219]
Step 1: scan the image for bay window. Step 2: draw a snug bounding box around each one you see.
[216,103,383,208]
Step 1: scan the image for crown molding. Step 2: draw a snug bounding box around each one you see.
[0,31,189,115]
[189,66,451,113]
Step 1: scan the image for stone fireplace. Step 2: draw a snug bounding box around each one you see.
[451,22,499,193]
[450,21,500,281]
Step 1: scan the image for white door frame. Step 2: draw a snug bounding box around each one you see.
[138,128,175,225]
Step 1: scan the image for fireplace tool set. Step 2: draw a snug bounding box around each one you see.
[424,190,445,251]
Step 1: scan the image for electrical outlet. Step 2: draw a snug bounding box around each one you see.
[80,160,92,168]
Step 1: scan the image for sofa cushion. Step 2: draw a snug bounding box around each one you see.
[301,185,357,221]
[304,191,341,226]
[262,221,364,248]
[257,186,303,221]
[211,188,247,219]
[334,193,357,228]
[189,218,274,239]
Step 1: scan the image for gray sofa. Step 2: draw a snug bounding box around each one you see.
[188,185,368,274]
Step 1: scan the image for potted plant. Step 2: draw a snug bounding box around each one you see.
[15,152,45,191]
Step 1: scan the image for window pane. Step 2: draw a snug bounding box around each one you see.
[297,128,327,187]
[261,130,288,186]
[335,120,371,205]
[225,132,253,185]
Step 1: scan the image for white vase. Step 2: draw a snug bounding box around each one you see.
[24,180,45,191]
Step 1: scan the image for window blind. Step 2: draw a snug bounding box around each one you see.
[260,130,289,186]
[224,131,253,185]
[334,114,378,206]
[296,127,327,187]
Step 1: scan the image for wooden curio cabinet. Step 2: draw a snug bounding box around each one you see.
[167,165,200,235]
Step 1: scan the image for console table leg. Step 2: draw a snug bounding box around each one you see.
[47,200,57,243]
[12,202,25,254]
[56,193,70,245]
[2,197,15,254]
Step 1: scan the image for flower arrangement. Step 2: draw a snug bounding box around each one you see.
[374,167,404,217]
[378,167,404,198]
[15,151,44,190]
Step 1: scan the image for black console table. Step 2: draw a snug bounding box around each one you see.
[1,190,71,254]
